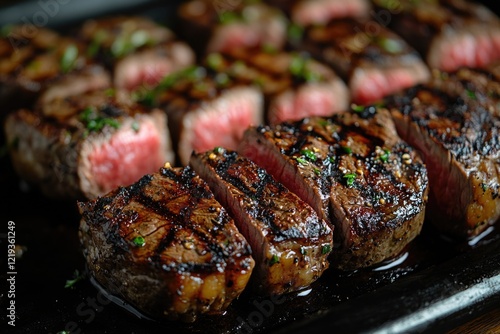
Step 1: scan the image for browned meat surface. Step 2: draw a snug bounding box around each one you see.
[204,49,349,124]
[178,0,287,55]
[4,90,172,199]
[191,148,332,294]
[150,66,264,166]
[0,26,94,112]
[239,109,428,270]
[267,0,371,26]
[372,0,500,71]
[79,16,195,91]
[78,166,255,322]
[386,83,500,238]
[299,18,430,104]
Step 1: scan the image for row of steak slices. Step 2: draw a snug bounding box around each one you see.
[79,106,429,321]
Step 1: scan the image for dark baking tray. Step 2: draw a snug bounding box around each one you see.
[0,1,499,333]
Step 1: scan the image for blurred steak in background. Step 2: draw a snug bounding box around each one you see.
[78,16,195,91]
[298,18,430,104]
[5,90,173,199]
[371,0,500,71]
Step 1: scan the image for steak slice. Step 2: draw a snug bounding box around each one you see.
[151,66,264,166]
[289,0,371,26]
[204,49,349,124]
[386,84,500,238]
[79,16,195,91]
[299,18,430,104]
[78,166,254,322]
[4,90,173,199]
[191,148,332,294]
[178,0,287,54]
[239,109,428,270]
[0,26,94,112]
[372,0,500,71]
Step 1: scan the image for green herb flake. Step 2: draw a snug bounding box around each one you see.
[79,107,120,133]
[342,146,352,155]
[213,147,224,154]
[329,156,335,163]
[351,104,365,112]
[131,121,140,133]
[377,37,404,54]
[104,88,115,97]
[296,157,308,165]
[65,269,84,289]
[300,247,306,255]
[60,44,78,73]
[269,254,280,266]
[289,54,307,77]
[466,89,477,100]
[379,149,391,163]
[87,30,107,57]
[481,183,488,192]
[321,244,332,255]
[301,149,317,162]
[314,167,321,176]
[262,43,277,54]
[318,119,329,127]
[219,11,241,24]
[206,53,224,70]
[288,23,304,43]
[343,173,357,187]
[215,72,231,87]
[132,236,146,247]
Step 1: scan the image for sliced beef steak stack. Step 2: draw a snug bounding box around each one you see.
[178,0,287,55]
[386,80,500,238]
[239,109,428,270]
[191,148,332,294]
[5,90,173,199]
[372,0,500,71]
[204,49,349,124]
[298,18,430,104]
[79,16,195,91]
[78,166,255,322]
[153,66,264,166]
[0,26,110,112]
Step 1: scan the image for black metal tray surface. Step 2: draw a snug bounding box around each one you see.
[0,1,499,333]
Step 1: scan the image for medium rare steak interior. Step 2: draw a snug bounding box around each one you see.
[191,148,332,294]
[239,108,429,270]
[5,90,173,199]
[78,166,255,322]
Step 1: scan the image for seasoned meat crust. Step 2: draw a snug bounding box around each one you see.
[239,109,428,269]
[78,167,255,322]
[386,83,500,237]
[191,149,332,294]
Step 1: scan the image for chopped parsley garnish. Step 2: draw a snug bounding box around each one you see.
[206,53,224,70]
[60,44,78,73]
[321,244,332,255]
[132,236,146,247]
[262,43,277,54]
[215,72,231,87]
[104,88,115,97]
[481,183,488,192]
[318,119,330,126]
[313,167,321,176]
[213,146,224,154]
[80,107,120,133]
[342,146,352,155]
[466,89,477,100]
[131,121,140,133]
[111,30,152,58]
[296,157,308,165]
[289,54,307,77]
[287,23,304,44]
[377,37,404,54]
[219,11,241,24]
[87,30,107,57]
[351,104,365,112]
[343,173,357,187]
[300,247,306,255]
[65,269,84,289]
[329,156,336,163]
[379,149,391,163]
[269,254,280,266]
[301,149,317,162]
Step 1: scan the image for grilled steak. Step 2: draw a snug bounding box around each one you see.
[386,84,500,238]
[151,66,264,166]
[372,0,500,71]
[239,109,428,270]
[299,18,430,104]
[79,16,195,91]
[178,0,287,54]
[0,26,96,111]
[191,148,332,294]
[5,90,172,199]
[78,166,255,322]
[204,49,349,124]
[268,0,371,26]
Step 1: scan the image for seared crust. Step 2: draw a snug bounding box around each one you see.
[78,167,254,322]
[239,109,428,270]
[191,149,332,294]
[386,83,500,237]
